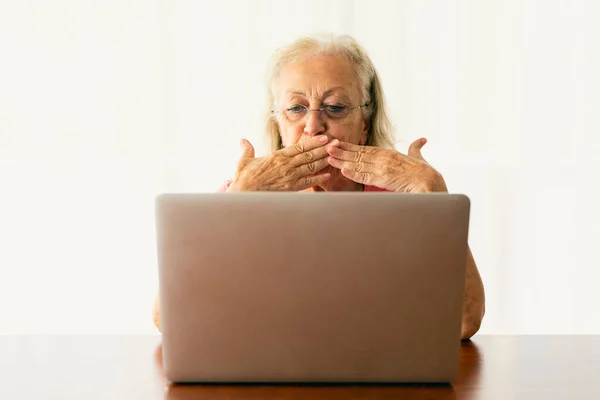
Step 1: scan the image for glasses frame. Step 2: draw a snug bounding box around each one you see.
[270,103,370,122]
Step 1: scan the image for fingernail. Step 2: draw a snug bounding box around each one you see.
[319,136,328,143]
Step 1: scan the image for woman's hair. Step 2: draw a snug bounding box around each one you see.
[265,33,395,152]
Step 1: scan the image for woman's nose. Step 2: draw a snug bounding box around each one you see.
[303,109,326,136]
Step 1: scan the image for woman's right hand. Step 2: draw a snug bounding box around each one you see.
[227,136,332,192]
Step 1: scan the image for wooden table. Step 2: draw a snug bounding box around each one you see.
[1,335,599,399]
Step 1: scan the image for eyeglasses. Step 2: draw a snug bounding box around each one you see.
[270,103,369,122]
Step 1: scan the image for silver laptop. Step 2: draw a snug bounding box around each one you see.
[155,192,470,383]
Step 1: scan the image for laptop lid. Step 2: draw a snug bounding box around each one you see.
[156,192,470,383]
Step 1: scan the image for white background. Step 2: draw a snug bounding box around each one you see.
[1,0,599,334]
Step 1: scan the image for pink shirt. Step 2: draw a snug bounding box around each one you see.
[217,180,391,193]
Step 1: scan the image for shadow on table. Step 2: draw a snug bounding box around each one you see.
[153,341,482,400]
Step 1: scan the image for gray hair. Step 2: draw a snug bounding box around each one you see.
[265,33,395,152]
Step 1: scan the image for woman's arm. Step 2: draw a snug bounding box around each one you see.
[461,246,485,339]
[153,295,161,332]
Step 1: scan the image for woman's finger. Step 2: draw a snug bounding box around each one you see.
[290,142,331,167]
[280,136,329,157]
[334,141,379,161]
[340,168,375,186]
[293,172,331,191]
[236,138,256,170]
[327,145,372,163]
[335,141,364,152]
[327,156,376,173]
[407,138,427,160]
[293,158,330,178]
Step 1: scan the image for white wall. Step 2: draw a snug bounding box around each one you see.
[1,0,599,334]
[0,0,172,334]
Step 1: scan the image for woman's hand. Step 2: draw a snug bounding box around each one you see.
[326,138,448,193]
[227,136,332,192]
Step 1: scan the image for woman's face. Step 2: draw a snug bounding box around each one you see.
[274,54,370,191]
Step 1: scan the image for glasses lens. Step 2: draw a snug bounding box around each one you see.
[324,105,350,120]
[284,105,307,121]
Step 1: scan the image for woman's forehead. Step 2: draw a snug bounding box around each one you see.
[285,86,352,99]
[275,54,361,100]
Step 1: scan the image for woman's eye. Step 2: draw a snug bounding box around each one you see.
[287,105,306,114]
[325,105,346,113]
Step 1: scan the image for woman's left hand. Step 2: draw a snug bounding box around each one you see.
[327,138,448,193]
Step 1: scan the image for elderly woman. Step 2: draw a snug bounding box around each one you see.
[154,34,485,340]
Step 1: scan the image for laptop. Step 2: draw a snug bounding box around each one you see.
[155,192,470,383]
